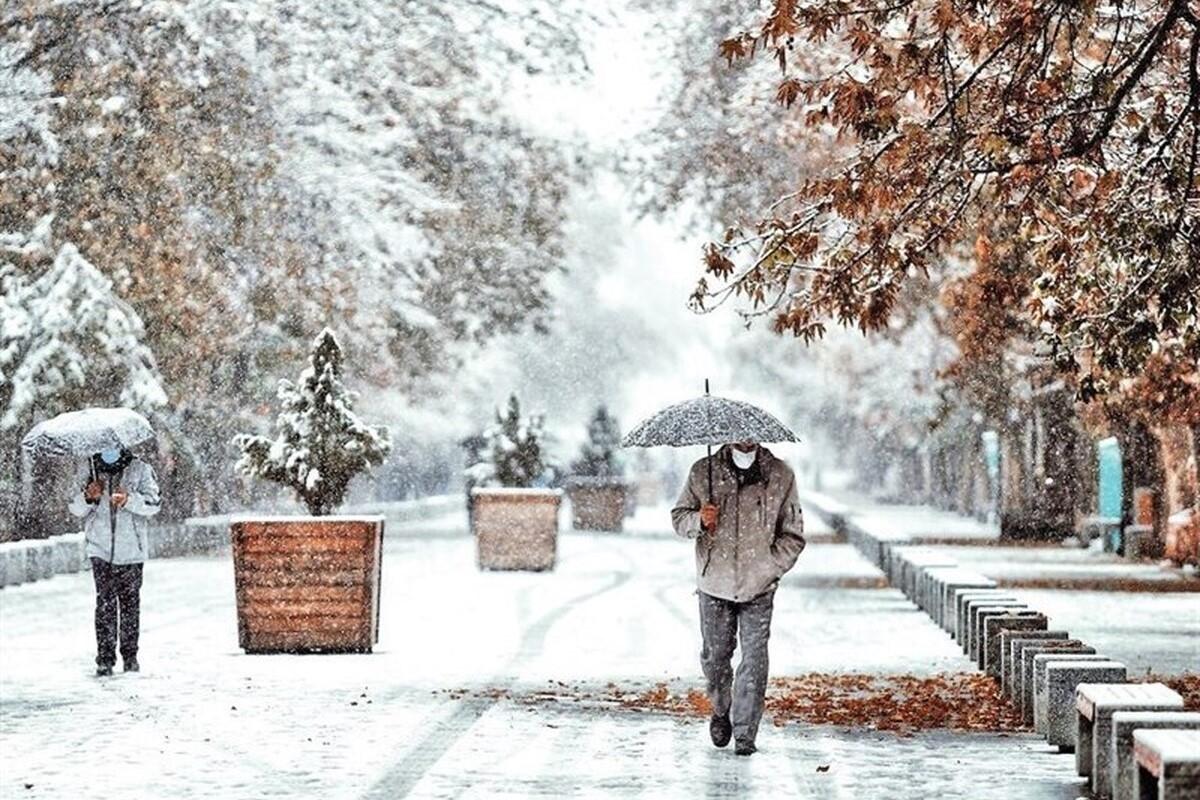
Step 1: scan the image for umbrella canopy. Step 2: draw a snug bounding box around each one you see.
[621,393,798,448]
[21,407,155,459]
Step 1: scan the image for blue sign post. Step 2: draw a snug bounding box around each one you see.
[1097,437,1123,551]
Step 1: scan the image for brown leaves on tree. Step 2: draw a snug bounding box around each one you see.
[694,0,1200,403]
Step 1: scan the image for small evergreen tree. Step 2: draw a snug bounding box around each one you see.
[571,405,623,479]
[465,394,550,489]
[235,328,391,515]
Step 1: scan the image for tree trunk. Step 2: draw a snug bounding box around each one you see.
[1119,419,1167,554]
[1037,388,1081,538]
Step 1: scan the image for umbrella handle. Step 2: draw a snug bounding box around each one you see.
[707,444,713,503]
[704,379,713,502]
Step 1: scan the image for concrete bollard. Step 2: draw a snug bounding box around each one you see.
[970,603,1030,662]
[1018,642,1094,723]
[939,576,997,632]
[1000,631,1068,696]
[982,613,1048,675]
[1033,653,1110,733]
[1109,710,1200,800]
[29,541,56,581]
[920,566,981,624]
[1041,661,1127,749]
[954,590,1015,641]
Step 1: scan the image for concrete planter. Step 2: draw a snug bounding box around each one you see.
[230,516,384,654]
[471,488,560,571]
[566,479,626,532]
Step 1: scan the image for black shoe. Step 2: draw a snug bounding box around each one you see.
[734,739,756,756]
[123,658,139,673]
[709,715,732,748]
[95,665,113,677]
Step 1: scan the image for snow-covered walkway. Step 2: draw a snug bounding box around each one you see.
[0,510,1183,798]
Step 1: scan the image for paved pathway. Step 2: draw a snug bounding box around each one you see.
[3,508,1188,798]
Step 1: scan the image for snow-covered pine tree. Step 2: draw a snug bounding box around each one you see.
[571,405,623,479]
[0,217,167,431]
[235,328,392,516]
[465,394,549,489]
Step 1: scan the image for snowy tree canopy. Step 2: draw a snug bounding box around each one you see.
[0,216,166,431]
[235,328,392,516]
[0,0,601,512]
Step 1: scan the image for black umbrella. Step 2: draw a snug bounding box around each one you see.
[621,381,798,500]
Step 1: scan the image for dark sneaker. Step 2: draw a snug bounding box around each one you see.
[95,665,114,678]
[123,658,139,673]
[709,715,732,748]
[734,739,756,756]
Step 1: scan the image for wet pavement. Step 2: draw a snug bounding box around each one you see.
[1,507,1193,798]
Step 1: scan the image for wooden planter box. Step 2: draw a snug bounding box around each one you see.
[231,516,384,653]
[566,479,627,532]
[471,488,560,571]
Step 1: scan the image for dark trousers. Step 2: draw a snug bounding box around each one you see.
[698,589,775,744]
[90,558,143,667]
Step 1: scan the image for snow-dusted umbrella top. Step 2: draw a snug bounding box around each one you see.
[621,394,798,448]
[21,407,155,458]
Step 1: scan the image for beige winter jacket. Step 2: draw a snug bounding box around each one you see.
[672,446,806,602]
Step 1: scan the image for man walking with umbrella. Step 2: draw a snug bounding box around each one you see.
[623,386,806,756]
[672,440,805,755]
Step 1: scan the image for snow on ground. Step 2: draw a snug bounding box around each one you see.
[850,505,999,541]
[0,510,1180,799]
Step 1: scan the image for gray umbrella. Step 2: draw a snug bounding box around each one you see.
[21,407,155,459]
[621,381,797,500]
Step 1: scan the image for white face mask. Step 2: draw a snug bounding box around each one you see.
[731,447,758,470]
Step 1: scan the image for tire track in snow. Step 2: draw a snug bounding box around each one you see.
[362,539,635,799]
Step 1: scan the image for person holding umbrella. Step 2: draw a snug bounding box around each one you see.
[24,408,161,677]
[624,386,806,756]
[68,446,160,676]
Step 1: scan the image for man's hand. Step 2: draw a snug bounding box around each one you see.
[110,489,128,509]
[85,481,103,503]
[700,503,719,532]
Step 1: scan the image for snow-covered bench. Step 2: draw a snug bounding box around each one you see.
[1133,729,1200,800]
[981,612,1047,675]
[1040,660,1127,748]
[1111,712,1200,800]
[999,630,1067,697]
[1074,683,1183,797]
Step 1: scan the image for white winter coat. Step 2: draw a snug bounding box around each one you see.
[67,458,161,564]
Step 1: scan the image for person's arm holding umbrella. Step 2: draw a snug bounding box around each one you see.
[671,461,717,540]
[770,474,806,574]
[67,462,103,519]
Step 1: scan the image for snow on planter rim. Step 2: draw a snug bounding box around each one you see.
[470,487,563,498]
[229,514,386,524]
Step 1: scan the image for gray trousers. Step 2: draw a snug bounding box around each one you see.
[698,588,775,743]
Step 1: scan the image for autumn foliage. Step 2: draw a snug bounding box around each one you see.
[696,0,1199,402]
